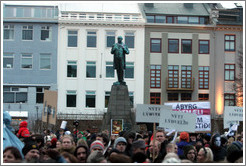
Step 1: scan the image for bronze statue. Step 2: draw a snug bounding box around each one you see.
[111,36,129,85]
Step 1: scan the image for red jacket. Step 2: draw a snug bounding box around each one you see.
[16,121,30,138]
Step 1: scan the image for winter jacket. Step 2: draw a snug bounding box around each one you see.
[176,141,190,157]
[16,121,30,138]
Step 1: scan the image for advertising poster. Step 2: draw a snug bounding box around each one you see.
[111,119,123,135]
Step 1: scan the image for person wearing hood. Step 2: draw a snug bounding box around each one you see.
[210,133,226,162]
[16,121,30,140]
[176,132,190,157]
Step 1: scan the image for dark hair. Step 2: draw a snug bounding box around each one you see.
[74,145,89,157]
[96,133,109,145]
[3,146,22,161]
[61,152,78,163]
[132,152,147,163]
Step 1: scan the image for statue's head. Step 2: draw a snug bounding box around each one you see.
[117,36,123,43]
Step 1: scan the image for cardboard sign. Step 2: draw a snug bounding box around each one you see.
[60,121,67,129]
[165,102,211,132]
[224,106,243,129]
[111,119,123,135]
[136,104,172,123]
[159,109,197,132]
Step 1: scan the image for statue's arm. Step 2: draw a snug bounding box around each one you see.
[124,45,129,54]
[111,44,117,54]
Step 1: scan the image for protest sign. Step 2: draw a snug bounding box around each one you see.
[60,121,67,129]
[165,102,211,132]
[224,106,243,129]
[159,109,197,132]
[136,104,172,123]
[111,119,123,135]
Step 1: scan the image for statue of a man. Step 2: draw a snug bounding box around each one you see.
[111,36,129,85]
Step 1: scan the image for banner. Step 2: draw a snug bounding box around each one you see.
[136,104,172,123]
[224,106,243,129]
[111,119,123,135]
[159,109,197,132]
[165,102,211,132]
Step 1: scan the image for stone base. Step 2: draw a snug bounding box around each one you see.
[101,84,136,133]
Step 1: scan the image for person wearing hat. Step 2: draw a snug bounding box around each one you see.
[16,121,30,140]
[226,141,243,163]
[22,142,40,162]
[131,139,146,155]
[90,140,105,153]
[210,133,226,162]
[176,132,190,157]
[114,137,127,153]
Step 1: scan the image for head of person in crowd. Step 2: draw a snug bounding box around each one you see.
[3,146,23,163]
[74,145,89,163]
[108,153,132,163]
[123,131,135,145]
[155,130,166,143]
[77,137,88,147]
[162,152,181,163]
[131,139,146,155]
[61,135,74,150]
[226,141,243,163]
[50,137,57,148]
[114,137,127,153]
[77,131,84,139]
[227,136,235,146]
[149,140,161,157]
[183,145,196,162]
[90,140,104,153]
[203,133,211,147]
[56,141,61,149]
[87,151,107,163]
[210,133,221,148]
[220,135,228,147]
[96,132,109,147]
[22,142,40,162]
[197,147,213,163]
[179,132,189,142]
[108,148,121,159]
[64,130,71,136]
[61,151,78,163]
[165,143,178,154]
[131,152,150,163]
[189,133,197,145]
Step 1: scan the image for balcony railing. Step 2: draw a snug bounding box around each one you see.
[166,77,195,91]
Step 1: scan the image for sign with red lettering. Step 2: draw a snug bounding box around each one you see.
[164,102,211,132]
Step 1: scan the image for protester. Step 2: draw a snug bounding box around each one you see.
[146,140,163,162]
[155,130,169,157]
[131,139,146,155]
[87,151,107,163]
[226,141,243,163]
[90,140,104,153]
[123,131,135,156]
[108,153,132,163]
[162,152,181,163]
[165,143,178,154]
[58,135,75,155]
[3,146,23,163]
[197,147,213,163]
[16,121,31,139]
[114,137,127,153]
[22,142,40,162]
[74,145,89,163]
[176,132,190,157]
[182,145,197,162]
[61,151,78,163]
[210,133,226,162]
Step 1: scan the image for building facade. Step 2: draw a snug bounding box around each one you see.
[3,4,59,131]
[56,3,145,129]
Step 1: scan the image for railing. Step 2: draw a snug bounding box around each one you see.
[59,13,144,22]
[166,77,195,91]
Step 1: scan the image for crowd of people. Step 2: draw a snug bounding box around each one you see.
[3,119,243,163]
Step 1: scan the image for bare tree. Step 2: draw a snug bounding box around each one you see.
[233,50,243,107]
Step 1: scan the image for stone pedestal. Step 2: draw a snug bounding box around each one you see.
[101,84,136,132]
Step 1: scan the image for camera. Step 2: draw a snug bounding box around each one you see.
[73,120,79,127]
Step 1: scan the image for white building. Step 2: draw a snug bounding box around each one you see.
[57,3,145,122]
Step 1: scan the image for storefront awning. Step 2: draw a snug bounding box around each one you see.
[7,111,28,118]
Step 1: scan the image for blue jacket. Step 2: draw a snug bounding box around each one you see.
[176,141,190,157]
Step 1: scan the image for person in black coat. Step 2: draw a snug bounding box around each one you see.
[210,133,227,162]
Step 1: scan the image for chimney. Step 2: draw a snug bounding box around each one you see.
[145,3,154,8]
[184,3,193,8]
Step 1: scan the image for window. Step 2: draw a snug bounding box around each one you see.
[156,15,166,23]
[105,91,110,108]
[67,61,77,78]
[97,14,104,20]
[125,62,134,79]
[86,91,96,108]
[87,31,97,47]
[4,25,14,40]
[168,93,179,101]
[23,8,32,17]
[225,35,235,51]
[168,39,179,53]
[4,7,15,17]
[181,66,192,88]
[36,87,49,103]
[67,30,78,47]
[150,93,161,104]
[199,40,209,54]
[3,87,28,103]
[199,94,209,100]
[125,32,135,48]
[199,66,209,89]
[123,15,130,21]
[41,26,52,41]
[150,65,161,88]
[167,16,177,23]
[106,62,114,78]
[129,92,134,108]
[3,53,14,69]
[22,25,33,40]
[115,15,122,21]
[225,64,235,81]
[177,16,188,24]
[86,61,96,78]
[181,39,192,53]
[106,14,113,20]
[181,93,192,101]
[40,54,51,69]
[67,90,76,107]
[224,94,235,106]
[21,54,32,69]
[150,39,161,53]
[16,8,24,17]
[146,15,154,23]
[168,65,179,88]
[106,31,115,47]
[188,17,199,24]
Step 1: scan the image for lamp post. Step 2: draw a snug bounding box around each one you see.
[35,106,39,133]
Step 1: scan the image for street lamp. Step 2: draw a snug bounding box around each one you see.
[35,106,39,133]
